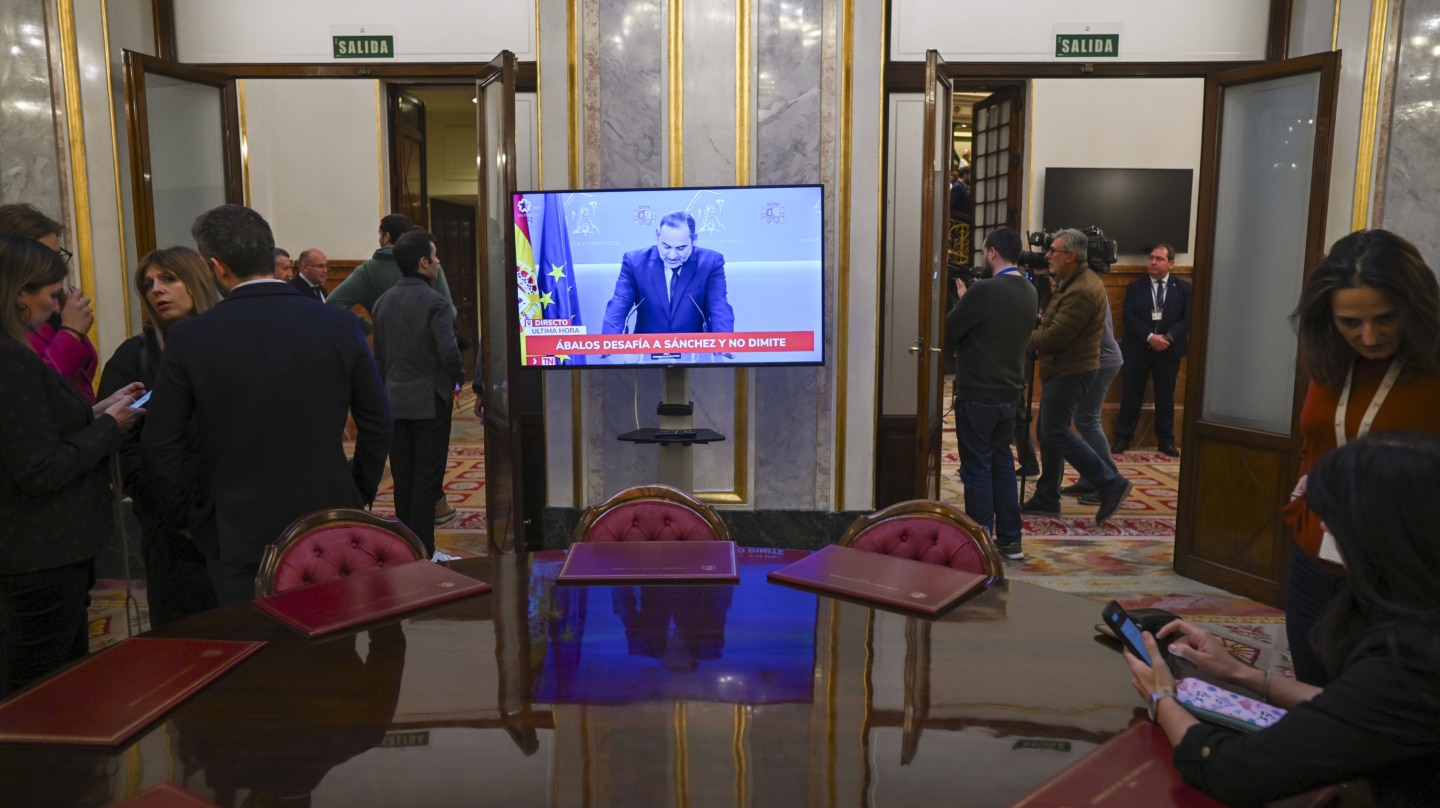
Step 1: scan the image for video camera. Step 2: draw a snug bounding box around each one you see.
[1016,226,1118,274]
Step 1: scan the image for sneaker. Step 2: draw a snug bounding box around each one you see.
[1020,499,1062,517]
[435,500,458,523]
[1060,481,1097,496]
[1095,480,1134,525]
[995,540,1024,561]
[431,550,461,562]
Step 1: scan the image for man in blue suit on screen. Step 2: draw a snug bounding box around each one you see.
[600,211,735,338]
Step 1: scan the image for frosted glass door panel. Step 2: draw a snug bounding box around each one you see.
[480,77,511,423]
[145,74,227,248]
[1201,72,1320,434]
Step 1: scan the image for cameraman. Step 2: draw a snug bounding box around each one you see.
[1022,229,1133,525]
[945,228,1037,561]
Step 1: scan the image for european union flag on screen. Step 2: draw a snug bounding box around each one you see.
[538,195,586,365]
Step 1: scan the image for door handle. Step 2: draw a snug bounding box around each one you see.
[908,340,922,356]
[929,347,942,353]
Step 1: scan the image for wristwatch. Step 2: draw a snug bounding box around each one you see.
[1148,687,1176,721]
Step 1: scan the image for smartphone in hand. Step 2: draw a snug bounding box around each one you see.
[133,390,153,407]
[1101,600,1154,666]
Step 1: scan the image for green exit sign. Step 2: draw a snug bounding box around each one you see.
[1055,33,1119,58]
[333,35,394,59]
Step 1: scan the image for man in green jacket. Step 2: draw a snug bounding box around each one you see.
[328,213,456,335]
[1021,228,1132,525]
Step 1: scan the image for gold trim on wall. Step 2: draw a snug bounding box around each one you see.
[668,0,684,186]
[57,0,99,347]
[1331,0,1342,52]
[568,1,585,507]
[1351,0,1388,230]
[835,0,860,507]
[238,79,251,204]
[99,0,132,338]
[535,0,544,184]
[697,368,749,505]
[735,0,751,185]
[375,82,386,219]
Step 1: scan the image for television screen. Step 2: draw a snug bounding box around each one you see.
[511,185,825,368]
[1041,168,1193,254]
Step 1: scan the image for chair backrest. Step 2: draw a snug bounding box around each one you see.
[571,484,730,544]
[254,508,428,597]
[838,499,1005,584]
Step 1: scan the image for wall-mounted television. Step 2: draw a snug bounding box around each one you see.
[1042,168,1193,254]
[511,185,825,369]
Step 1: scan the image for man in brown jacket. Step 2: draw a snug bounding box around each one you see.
[1021,229,1133,525]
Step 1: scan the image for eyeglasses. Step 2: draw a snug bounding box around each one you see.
[57,247,74,264]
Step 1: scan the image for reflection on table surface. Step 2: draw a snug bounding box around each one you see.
[0,547,1140,807]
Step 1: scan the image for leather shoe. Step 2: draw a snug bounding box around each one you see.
[1095,480,1133,525]
[1110,438,1130,454]
[1158,444,1180,457]
[1020,499,1062,517]
[1060,481,1097,496]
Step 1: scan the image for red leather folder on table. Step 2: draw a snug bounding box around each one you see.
[0,637,264,746]
[766,544,987,615]
[1009,720,1338,808]
[114,783,222,807]
[557,540,740,584]
[253,559,491,637]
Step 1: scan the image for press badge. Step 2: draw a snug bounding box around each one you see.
[1152,311,1164,321]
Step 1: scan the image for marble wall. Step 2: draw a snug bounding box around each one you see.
[0,0,64,216]
[582,0,840,511]
[1381,0,1440,265]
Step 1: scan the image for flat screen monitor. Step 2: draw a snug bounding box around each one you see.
[511,185,825,369]
[1041,168,1193,254]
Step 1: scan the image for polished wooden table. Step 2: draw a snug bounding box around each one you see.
[0,548,1141,807]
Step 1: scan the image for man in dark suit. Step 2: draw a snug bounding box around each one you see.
[142,205,392,604]
[1113,243,1191,457]
[600,211,735,339]
[291,248,329,301]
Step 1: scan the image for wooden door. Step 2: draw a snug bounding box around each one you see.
[389,89,429,228]
[432,198,479,373]
[476,51,544,553]
[1174,53,1340,606]
[967,87,1025,268]
[122,51,243,257]
[913,50,953,499]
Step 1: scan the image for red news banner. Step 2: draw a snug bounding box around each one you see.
[524,320,814,363]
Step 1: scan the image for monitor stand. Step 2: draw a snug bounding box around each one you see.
[615,367,726,494]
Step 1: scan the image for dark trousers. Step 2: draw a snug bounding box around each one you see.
[954,399,1023,542]
[143,527,218,628]
[1285,546,1344,686]
[0,560,92,697]
[1115,350,1182,445]
[1032,371,1125,510]
[391,395,454,556]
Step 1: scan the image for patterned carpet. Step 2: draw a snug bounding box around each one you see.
[88,389,1291,677]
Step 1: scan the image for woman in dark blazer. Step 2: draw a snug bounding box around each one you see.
[98,247,222,627]
[0,235,144,696]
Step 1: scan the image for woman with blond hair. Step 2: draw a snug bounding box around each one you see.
[98,247,222,626]
[0,235,143,695]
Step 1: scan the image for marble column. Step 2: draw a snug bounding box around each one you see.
[1380,0,1440,265]
[0,0,64,216]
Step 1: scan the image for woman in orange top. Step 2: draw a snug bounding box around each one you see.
[1282,229,1440,684]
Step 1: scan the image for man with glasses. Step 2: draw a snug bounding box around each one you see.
[1022,229,1133,525]
[291,248,329,302]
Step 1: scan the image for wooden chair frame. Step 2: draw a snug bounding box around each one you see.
[838,499,1005,584]
[569,484,731,545]
[254,508,427,597]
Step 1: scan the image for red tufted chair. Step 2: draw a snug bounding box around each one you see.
[838,499,1005,586]
[571,484,730,544]
[254,508,428,597]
